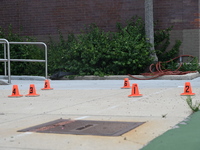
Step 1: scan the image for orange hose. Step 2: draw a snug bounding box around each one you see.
[128,55,197,80]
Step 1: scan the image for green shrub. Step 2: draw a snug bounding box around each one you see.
[1,17,183,76]
[154,26,182,61]
[180,57,200,72]
[48,18,154,76]
[160,56,200,72]
[0,25,45,76]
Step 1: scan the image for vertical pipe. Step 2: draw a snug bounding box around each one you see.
[3,39,11,84]
[179,56,182,63]
[7,41,11,84]
[4,43,7,76]
[145,0,158,62]
[44,43,48,79]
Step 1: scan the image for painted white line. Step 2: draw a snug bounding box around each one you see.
[109,105,119,109]
[74,88,173,120]
[74,106,120,120]
[75,116,90,120]
[130,88,173,102]
[14,132,33,138]
[97,105,120,113]
[178,86,184,88]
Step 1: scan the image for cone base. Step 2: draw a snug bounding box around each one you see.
[8,95,23,98]
[41,88,53,90]
[180,93,195,96]
[128,94,143,97]
[121,87,131,89]
[25,94,40,97]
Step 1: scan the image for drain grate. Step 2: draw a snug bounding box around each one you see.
[18,119,145,136]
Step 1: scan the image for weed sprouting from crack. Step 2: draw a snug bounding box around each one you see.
[185,95,200,112]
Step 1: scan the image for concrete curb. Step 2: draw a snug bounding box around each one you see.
[62,72,200,80]
[0,80,9,85]
[0,73,199,85]
[0,75,45,81]
[0,75,46,85]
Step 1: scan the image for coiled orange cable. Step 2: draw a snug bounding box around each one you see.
[128,55,197,80]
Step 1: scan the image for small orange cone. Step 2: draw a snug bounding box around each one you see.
[8,85,23,97]
[128,84,142,97]
[25,84,40,97]
[41,80,53,90]
[121,78,131,89]
[181,82,195,96]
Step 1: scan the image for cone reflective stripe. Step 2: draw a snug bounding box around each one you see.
[41,80,53,90]
[128,84,142,97]
[25,84,40,97]
[121,78,131,89]
[8,85,23,97]
[181,82,195,96]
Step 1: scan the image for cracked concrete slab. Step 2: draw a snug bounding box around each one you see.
[0,78,199,150]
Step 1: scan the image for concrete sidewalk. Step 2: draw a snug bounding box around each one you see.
[0,78,200,150]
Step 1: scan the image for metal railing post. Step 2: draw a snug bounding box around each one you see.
[44,43,48,79]
[0,38,11,83]
[7,41,11,84]
[4,43,7,76]
[0,39,48,83]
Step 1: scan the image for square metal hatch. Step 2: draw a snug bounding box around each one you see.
[18,119,145,136]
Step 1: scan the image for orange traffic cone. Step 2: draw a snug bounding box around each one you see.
[41,80,53,90]
[25,84,40,97]
[128,84,142,97]
[8,85,23,98]
[121,78,131,89]
[181,82,195,96]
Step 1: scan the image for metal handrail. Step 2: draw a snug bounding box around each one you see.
[0,38,11,83]
[0,39,47,84]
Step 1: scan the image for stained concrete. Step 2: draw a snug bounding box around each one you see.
[141,111,200,150]
[0,78,200,150]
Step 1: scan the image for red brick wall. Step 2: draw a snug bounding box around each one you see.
[0,0,144,37]
[0,0,199,38]
[154,0,199,30]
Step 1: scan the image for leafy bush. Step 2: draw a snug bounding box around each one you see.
[153,26,200,73]
[0,25,45,75]
[0,17,184,77]
[160,56,200,72]
[48,18,154,76]
[180,57,200,72]
[154,27,182,61]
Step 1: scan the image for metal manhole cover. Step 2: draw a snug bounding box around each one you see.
[18,119,145,136]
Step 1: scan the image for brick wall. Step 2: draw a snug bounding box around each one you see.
[1,0,199,36]
[0,0,144,37]
[153,0,200,60]
[154,0,199,30]
[0,0,200,59]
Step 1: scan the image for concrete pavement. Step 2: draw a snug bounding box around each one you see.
[0,77,200,150]
[141,111,200,150]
